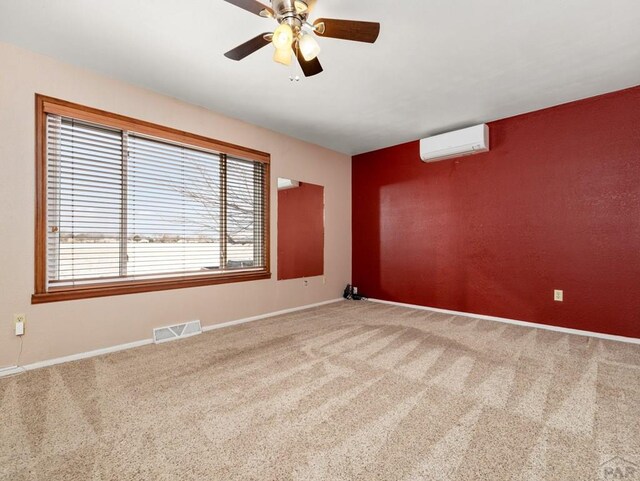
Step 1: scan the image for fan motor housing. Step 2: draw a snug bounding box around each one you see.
[272,0,296,16]
[272,0,306,28]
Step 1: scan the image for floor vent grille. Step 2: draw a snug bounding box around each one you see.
[153,320,202,344]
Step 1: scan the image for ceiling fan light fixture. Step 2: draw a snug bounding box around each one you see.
[299,33,321,61]
[272,23,294,50]
[223,0,380,77]
[273,46,293,66]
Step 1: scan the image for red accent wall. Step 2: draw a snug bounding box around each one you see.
[278,182,324,280]
[353,86,640,338]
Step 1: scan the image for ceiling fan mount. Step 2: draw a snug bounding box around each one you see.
[223,0,380,77]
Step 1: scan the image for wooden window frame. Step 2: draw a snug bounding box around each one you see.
[33,94,271,304]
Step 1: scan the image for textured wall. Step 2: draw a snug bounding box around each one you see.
[278,183,325,280]
[353,86,640,338]
[0,42,351,368]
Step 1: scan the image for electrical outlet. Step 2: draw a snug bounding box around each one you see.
[554,290,563,302]
[303,279,308,287]
[14,313,26,336]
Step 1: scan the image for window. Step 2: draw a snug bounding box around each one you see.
[33,95,270,303]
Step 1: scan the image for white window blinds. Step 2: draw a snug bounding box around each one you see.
[45,114,267,288]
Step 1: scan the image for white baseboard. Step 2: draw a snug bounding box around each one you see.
[0,365,19,375]
[0,339,154,378]
[0,298,344,378]
[201,298,344,333]
[368,298,640,345]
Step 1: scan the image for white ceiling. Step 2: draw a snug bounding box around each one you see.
[1,0,639,154]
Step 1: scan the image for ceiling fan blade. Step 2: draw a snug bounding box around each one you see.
[313,18,380,43]
[296,48,323,77]
[223,0,274,17]
[224,33,271,61]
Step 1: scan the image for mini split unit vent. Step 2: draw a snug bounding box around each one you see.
[420,124,490,163]
[277,178,300,191]
[153,320,202,344]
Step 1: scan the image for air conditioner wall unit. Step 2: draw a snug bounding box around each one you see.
[420,124,489,163]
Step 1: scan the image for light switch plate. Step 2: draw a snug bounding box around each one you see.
[554,290,563,302]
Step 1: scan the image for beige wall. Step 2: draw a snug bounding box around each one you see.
[0,42,352,368]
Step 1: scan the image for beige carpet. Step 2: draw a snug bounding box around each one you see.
[1,301,639,481]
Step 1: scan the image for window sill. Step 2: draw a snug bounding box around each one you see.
[31,271,271,304]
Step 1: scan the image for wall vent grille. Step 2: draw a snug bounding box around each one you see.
[153,320,202,344]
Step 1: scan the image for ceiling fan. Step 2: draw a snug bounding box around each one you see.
[223,0,380,77]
